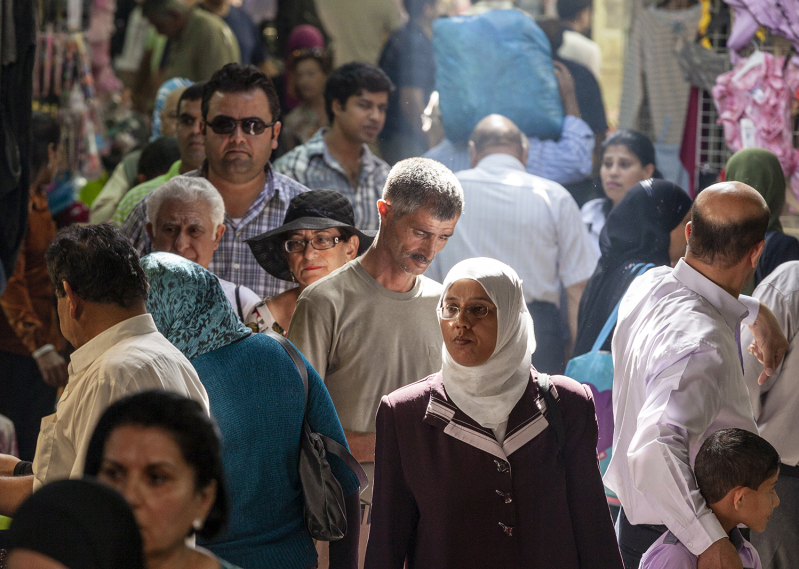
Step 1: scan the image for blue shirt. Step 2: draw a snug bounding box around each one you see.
[193,333,359,569]
[423,115,595,185]
[641,528,761,569]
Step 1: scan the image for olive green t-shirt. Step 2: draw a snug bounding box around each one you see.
[164,9,241,82]
[288,259,444,433]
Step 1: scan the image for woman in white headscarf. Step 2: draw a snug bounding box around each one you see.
[364,258,622,569]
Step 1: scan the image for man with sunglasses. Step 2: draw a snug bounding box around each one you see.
[274,62,394,231]
[115,82,208,227]
[123,63,309,300]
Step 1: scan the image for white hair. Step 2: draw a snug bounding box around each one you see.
[147,175,225,229]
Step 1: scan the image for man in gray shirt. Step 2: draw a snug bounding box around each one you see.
[288,156,463,469]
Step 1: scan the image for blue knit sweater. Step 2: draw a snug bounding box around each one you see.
[192,333,359,569]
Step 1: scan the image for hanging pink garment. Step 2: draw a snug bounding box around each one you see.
[712,52,799,203]
[86,0,122,97]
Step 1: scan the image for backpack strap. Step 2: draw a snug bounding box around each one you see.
[265,330,368,489]
[536,373,565,452]
[589,262,655,353]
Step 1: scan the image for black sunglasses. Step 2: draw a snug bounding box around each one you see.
[206,115,277,136]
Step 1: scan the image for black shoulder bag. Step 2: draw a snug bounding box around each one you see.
[265,330,368,541]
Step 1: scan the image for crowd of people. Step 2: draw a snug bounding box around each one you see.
[1,0,798,569]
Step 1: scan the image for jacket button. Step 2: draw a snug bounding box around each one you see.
[494,459,509,473]
[499,522,513,536]
[495,490,513,503]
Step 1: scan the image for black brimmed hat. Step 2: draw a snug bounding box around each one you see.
[246,189,376,282]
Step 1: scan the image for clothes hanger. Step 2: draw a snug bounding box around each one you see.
[732,39,766,81]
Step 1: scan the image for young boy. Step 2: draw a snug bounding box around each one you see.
[640,428,780,569]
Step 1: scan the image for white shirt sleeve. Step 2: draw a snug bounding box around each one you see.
[628,347,728,555]
[738,294,760,326]
[556,192,599,288]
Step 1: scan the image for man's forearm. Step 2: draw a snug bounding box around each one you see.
[566,280,587,356]
[0,475,34,517]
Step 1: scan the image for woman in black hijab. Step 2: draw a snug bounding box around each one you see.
[573,179,693,357]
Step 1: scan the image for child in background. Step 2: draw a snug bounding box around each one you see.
[641,428,780,569]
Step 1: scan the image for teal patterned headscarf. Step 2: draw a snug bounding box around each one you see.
[141,253,251,360]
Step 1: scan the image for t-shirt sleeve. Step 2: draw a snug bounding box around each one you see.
[287,294,335,380]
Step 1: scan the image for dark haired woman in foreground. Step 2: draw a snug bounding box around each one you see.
[84,390,240,569]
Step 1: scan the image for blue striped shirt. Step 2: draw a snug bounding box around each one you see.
[423,116,595,185]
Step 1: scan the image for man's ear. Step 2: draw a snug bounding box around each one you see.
[749,239,766,268]
[63,281,82,320]
[377,200,391,222]
[213,224,226,248]
[271,121,282,150]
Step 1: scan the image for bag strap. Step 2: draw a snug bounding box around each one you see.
[265,330,368,489]
[589,262,655,353]
[235,285,244,321]
[536,373,565,452]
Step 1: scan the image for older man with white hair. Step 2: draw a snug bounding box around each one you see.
[146,175,261,321]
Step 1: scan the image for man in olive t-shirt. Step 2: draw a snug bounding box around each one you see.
[143,0,240,82]
[288,158,463,463]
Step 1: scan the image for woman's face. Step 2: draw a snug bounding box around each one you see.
[284,228,359,288]
[439,279,498,367]
[600,145,655,206]
[97,426,216,560]
[294,58,328,102]
[669,211,690,267]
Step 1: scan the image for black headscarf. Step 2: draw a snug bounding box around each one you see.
[573,180,693,357]
[6,478,145,569]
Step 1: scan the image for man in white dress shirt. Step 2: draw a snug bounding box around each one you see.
[429,114,597,374]
[605,182,788,569]
[741,260,799,569]
[0,224,209,517]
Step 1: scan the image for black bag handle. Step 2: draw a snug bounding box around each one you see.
[265,330,368,489]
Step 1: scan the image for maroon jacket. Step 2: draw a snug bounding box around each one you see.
[364,368,623,569]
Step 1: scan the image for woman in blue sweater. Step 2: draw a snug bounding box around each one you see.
[141,252,361,569]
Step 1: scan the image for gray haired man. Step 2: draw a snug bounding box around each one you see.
[146,175,261,321]
[288,156,462,499]
[288,157,462,565]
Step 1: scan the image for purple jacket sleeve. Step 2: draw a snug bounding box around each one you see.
[328,489,361,569]
[563,382,624,569]
[363,396,420,569]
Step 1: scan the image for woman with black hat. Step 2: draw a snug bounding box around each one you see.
[245,190,375,335]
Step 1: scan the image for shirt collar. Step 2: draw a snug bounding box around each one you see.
[672,259,751,333]
[475,152,527,173]
[68,314,159,376]
[422,371,551,460]
[310,127,378,178]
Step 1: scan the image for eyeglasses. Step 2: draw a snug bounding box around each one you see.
[283,236,342,253]
[437,304,492,321]
[206,115,277,136]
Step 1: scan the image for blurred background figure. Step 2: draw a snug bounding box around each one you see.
[0,112,66,462]
[5,478,145,569]
[725,148,799,295]
[280,48,332,152]
[556,0,602,80]
[379,0,441,165]
[581,129,656,256]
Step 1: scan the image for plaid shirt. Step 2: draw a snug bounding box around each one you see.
[273,128,390,230]
[121,165,310,299]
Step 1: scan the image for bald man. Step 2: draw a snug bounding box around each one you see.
[605,182,789,569]
[429,114,597,374]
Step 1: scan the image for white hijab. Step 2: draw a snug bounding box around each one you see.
[440,258,536,429]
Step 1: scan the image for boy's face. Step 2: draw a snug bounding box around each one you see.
[738,471,780,533]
